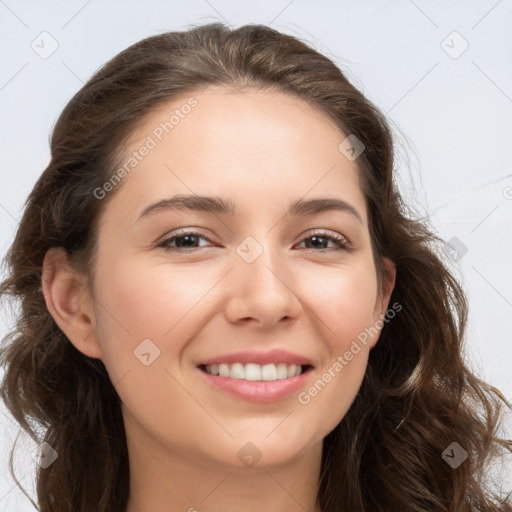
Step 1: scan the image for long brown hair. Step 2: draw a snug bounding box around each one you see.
[1,22,511,512]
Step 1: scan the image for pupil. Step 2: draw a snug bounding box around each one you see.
[309,236,326,248]
[177,235,197,247]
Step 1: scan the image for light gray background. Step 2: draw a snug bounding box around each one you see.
[1,1,511,509]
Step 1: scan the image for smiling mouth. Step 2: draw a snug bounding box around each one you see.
[198,362,313,382]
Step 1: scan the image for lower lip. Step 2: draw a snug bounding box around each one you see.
[198,367,311,403]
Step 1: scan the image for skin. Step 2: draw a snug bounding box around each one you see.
[42,86,395,512]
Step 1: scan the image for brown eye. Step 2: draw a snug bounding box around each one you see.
[156,230,212,251]
[296,230,350,251]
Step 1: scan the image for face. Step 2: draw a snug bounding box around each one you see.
[47,86,395,470]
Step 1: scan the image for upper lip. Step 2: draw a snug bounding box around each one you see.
[197,349,314,367]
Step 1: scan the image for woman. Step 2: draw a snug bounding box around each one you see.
[1,22,510,512]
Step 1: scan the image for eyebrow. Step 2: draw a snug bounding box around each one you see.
[138,194,363,224]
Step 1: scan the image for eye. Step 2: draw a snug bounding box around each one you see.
[156,229,212,250]
[155,228,351,252]
[296,229,350,251]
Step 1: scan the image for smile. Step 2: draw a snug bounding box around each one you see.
[201,362,307,381]
[197,362,313,403]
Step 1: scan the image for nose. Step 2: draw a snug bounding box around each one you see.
[223,243,302,329]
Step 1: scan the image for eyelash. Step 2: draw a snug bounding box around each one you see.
[155,229,351,252]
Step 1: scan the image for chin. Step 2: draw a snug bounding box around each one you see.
[202,430,321,470]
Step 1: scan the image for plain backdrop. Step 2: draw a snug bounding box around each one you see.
[1,1,511,509]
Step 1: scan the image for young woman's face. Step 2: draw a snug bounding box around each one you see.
[80,87,394,468]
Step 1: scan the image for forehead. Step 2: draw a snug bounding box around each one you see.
[104,86,367,223]
[127,85,345,153]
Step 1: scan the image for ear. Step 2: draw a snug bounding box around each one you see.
[41,247,102,359]
[369,257,397,349]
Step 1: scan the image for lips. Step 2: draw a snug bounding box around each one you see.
[197,348,314,367]
[196,349,314,403]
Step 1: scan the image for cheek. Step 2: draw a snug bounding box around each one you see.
[292,258,379,351]
[295,355,368,445]
[289,262,378,435]
[89,258,217,447]
[91,256,213,355]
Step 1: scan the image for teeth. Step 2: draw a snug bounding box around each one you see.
[245,363,261,381]
[276,363,288,379]
[203,362,304,381]
[230,362,245,379]
[261,363,276,381]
